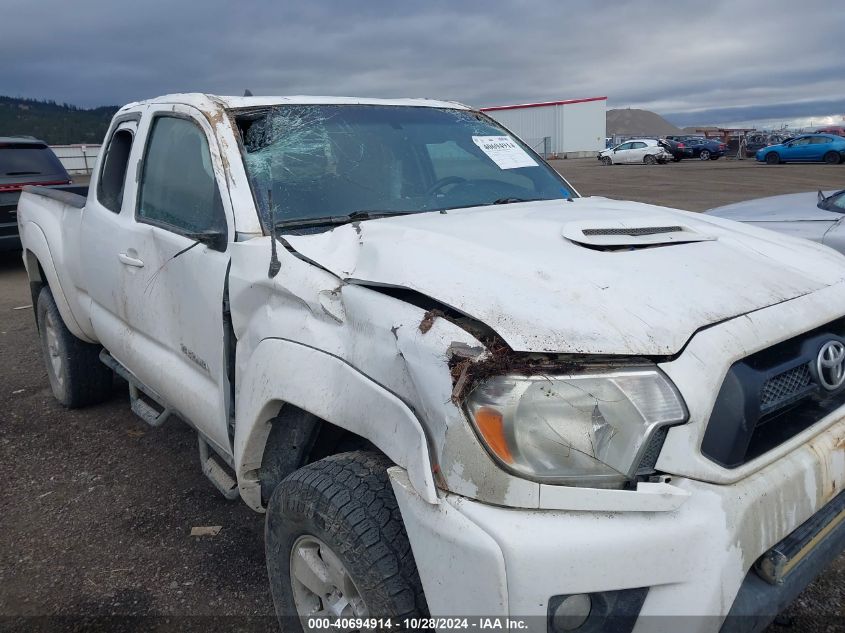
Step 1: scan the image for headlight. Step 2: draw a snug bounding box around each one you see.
[465,368,687,487]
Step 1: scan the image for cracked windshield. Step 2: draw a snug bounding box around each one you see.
[237,104,575,229]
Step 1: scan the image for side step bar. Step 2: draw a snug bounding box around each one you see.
[199,435,239,500]
[99,350,171,427]
[99,350,239,501]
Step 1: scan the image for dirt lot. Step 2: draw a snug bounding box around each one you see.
[1,161,843,631]
[549,156,845,211]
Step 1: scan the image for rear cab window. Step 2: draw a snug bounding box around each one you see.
[97,124,135,213]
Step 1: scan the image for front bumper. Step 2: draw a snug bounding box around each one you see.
[390,412,845,633]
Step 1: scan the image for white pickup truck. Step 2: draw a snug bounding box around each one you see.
[17,93,845,633]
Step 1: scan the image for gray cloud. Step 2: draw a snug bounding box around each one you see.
[2,0,843,126]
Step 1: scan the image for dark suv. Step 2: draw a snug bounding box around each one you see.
[1,138,71,251]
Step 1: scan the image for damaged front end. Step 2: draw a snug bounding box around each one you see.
[441,322,689,490]
[416,303,690,493]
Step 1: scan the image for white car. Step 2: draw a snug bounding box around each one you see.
[16,93,845,632]
[599,138,672,165]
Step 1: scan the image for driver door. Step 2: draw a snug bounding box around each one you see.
[95,106,235,456]
[614,142,633,163]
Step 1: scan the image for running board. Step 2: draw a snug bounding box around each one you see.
[99,350,171,427]
[199,435,239,500]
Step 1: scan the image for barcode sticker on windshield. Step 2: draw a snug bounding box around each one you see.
[472,136,537,169]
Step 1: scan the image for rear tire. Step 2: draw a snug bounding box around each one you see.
[266,451,427,631]
[824,151,841,165]
[699,150,711,161]
[644,154,657,165]
[672,157,682,162]
[36,287,113,408]
[765,152,781,165]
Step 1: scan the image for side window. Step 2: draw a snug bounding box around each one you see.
[631,142,646,149]
[97,127,134,213]
[137,116,225,235]
[616,143,632,151]
[791,137,811,146]
[811,136,831,144]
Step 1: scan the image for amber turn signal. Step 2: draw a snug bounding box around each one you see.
[474,406,514,463]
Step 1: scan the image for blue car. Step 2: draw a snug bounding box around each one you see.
[756,134,845,165]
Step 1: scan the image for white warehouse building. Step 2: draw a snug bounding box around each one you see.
[480,96,607,159]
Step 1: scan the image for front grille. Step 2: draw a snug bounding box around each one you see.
[702,318,845,468]
[636,426,670,474]
[760,363,814,413]
[581,226,682,237]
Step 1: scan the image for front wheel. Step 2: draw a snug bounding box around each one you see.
[765,152,781,165]
[699,150,711,160]
[266,451,427,631]
[824,151,841,165]
[36,286,113,408]
[643,154,657,165]
[600,156,612,166]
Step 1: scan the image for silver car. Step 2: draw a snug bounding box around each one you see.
[706,189,845,253]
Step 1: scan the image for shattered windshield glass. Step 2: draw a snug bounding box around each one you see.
[236,105,576,229]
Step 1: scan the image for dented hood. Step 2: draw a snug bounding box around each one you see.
[284,197,845,355]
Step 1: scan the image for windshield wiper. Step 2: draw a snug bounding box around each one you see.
[490,197,547,205]
[275,210,411,230]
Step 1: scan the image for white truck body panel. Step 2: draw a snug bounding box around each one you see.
[16,93,845,629]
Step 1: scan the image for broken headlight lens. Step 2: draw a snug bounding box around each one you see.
[465,368,687,487]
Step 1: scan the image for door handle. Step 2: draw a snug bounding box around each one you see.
[118,252,145,268]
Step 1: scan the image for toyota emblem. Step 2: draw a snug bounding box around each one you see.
[817,340,845,391]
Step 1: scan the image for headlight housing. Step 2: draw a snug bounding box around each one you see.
[465,367,687,487]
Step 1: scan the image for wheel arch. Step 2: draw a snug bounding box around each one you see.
[20,224,91,341]
[234,337,439,511]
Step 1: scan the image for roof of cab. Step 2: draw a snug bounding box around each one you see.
[119,93,471,114]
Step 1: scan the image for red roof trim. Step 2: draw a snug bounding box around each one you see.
[480,96,607,112]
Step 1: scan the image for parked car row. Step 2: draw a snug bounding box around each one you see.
[600,133,845,166]
[662,136,728,161]
[598,135,727,165]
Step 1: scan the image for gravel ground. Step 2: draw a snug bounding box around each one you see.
[1,160,843,631]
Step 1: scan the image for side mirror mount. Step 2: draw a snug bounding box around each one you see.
[185,228,228,252]
[818,190,828,205]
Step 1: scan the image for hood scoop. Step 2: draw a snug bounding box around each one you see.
[562,218,716,249]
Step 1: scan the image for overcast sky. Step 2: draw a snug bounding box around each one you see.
[3,0,844,127]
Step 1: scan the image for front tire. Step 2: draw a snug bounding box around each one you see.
[766,152,781,165]
[36,286,113,408]
[824,151,841,165]
[600,156,612,166]
[266,451,427,631]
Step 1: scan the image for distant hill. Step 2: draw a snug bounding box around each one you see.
[607,108,683,137]
[0,96,118,145]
